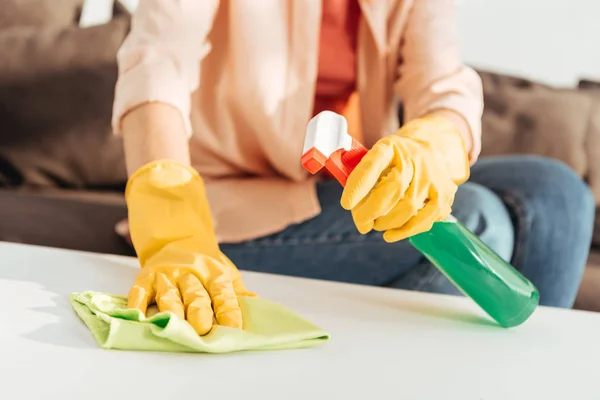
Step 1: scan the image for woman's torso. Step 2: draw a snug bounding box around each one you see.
[188,0,401,180]
[185,0,409,242]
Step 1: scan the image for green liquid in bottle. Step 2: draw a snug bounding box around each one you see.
[409,216,539,328]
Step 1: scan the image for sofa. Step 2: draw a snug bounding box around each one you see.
[1,0,599,310]
[476,71,600,311]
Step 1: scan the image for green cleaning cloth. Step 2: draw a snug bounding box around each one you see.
[70,292,330,353]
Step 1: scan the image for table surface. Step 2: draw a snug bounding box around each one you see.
[1,242,600,400]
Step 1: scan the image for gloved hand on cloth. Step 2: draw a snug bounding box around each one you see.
[341,114,470,242]
[71,160,329,353]
[124,160,255,335]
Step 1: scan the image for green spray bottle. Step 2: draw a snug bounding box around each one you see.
[302,111,539,327]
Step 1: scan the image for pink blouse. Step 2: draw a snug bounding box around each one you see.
[113,0,483,243]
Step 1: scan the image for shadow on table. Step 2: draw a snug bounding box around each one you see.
[0,245,137,349]
[399,299,498,328]
[23,297,94,349]
[333,288,498,328]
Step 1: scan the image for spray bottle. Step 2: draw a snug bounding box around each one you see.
[301,111,539,327]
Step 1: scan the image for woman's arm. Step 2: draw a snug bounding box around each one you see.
[112,0,220,175]
[393,0,483,162]
[121,103,190,176]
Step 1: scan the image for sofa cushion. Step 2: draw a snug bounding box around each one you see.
[0,0,82,30]
[477,70,600,248]
[577,80,600,201]
[0,188,131,256]
[0,9,130,189]
[577,80,600,247]
[478,70,594,182]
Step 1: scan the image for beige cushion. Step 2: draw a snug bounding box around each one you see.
[577,80,600,247]
[478,70,593,182]
[478,70,600,247]
[0,0,82,30]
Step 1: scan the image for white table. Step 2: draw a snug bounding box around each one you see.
[1,242,599,399]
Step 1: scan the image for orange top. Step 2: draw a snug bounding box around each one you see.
[313,0,360,116]
[313,0,363,141]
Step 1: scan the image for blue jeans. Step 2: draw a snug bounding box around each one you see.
[221,155,595,308]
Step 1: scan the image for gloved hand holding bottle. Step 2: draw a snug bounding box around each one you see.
[341,114,470,242]
[334,113,538,328]
[125,159,255,336]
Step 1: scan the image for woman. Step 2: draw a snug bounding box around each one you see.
[114,0,594,335]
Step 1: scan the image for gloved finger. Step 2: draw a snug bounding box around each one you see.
[232,273,257,297]
[383,199,442,242]
[372,198,421,233]
[434,187,455,221]
[382,182,450,242]
[341,143,394,210]
[351,164,413,229]
[219,252,257,297]
[155,272,185,320]
[127,271,155,315]
[178,272,214,336]
[221,253,257,297]
[445,192,456,215]
[351,206,374,234]
[424,178,456,221]
[372,175,428,232]
[202,259,243,330]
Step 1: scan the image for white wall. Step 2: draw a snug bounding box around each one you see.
[85,0,599,87]
[458,0,600,86]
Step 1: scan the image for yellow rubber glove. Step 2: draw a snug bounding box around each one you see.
[125,160,255,336]
[341,115,470,243]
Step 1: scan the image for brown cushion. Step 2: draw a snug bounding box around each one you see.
[0,13,130,189]
[478,70,592,180]
[0,188,131,256]
[577,80,600,247]
[577,80,600,200]
[0,0,82,30]
[478,70,600,248]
